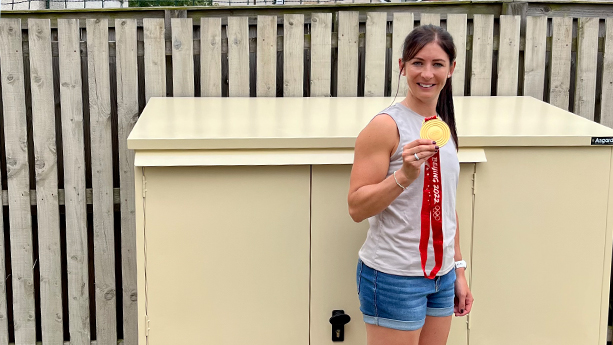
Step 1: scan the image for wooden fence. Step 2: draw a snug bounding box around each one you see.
[0,2,613,344]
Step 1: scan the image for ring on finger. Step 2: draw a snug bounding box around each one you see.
[414,153,419,161]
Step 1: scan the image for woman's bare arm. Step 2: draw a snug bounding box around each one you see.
[348,115,438,222]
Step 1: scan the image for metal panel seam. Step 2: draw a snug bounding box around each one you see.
[309,165,313,345]
[141,166,151,345]
[467,162,478,336]
[599,148,613,345]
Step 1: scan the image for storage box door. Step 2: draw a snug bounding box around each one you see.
[469,147,610,345]
[310,164,474,345]
[136,166,311,345]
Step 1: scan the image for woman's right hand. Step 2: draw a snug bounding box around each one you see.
[400,139,439,182]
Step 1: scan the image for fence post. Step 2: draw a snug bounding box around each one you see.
[502,1,528,36]
[164,9,187,41]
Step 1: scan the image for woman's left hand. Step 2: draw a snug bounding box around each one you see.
[454,270,473,317]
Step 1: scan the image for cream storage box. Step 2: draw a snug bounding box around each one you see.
[128,96,613,345]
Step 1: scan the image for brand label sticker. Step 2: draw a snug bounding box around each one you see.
[591,137,613,145]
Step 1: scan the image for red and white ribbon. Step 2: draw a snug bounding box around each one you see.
[419,116,444,279]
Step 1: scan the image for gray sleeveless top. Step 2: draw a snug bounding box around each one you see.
[358,103,460,276]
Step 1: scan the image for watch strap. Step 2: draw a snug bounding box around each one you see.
[455,260,467,270]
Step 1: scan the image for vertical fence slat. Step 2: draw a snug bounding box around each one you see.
[549,17,573,110]
[58,19,91,345]
[337,11,359,97]
[144,18,166,102]
[27,18,63,345]
[0,149,6,345]
[171,18,194,97]
[447,14,467,96]
[257,15,277,97]
[420,13,440,27]
[497,15,520,96]
[0,114,6,345]
[575,17,599,120]
[601,19,613,128]
[310,13,332,97]
[523,16,547,100]
[550,17,573,111]
[0,18,36,345]
[391,12,413,98]
[115,18,139,345]
[201,17,222,97]
[228,16,250,97]
[284,14,304,97]
[364,12,387,97]
[470,14,494,96]
[86,18,117,345]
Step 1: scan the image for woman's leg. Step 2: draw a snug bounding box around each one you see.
[418,315,452,345]
[365,323,421,345]
[364,316,451,345]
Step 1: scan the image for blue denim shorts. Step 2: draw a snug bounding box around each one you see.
[356,258,456,331]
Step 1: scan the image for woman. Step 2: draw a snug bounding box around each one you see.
[348,25,473,345]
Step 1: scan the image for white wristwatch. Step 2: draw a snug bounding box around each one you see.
[455,260,467,270]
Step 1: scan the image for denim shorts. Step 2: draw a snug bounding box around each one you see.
[356,258,456,331]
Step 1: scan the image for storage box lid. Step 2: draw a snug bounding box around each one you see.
[128,96,613,151]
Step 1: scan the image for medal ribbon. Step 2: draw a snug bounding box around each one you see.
[419,116,444,279]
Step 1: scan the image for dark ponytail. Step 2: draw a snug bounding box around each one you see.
[436,76,458,149]
[401,25,459,149]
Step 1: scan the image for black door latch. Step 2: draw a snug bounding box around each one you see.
[329,310,351,342]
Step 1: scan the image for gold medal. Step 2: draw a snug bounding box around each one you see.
[420,118,451,147]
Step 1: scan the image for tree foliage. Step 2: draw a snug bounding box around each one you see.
[129,0,212,7]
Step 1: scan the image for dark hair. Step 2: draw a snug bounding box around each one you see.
[400,25,458,148]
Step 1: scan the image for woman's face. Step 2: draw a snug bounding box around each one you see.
[399,41,456,104]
